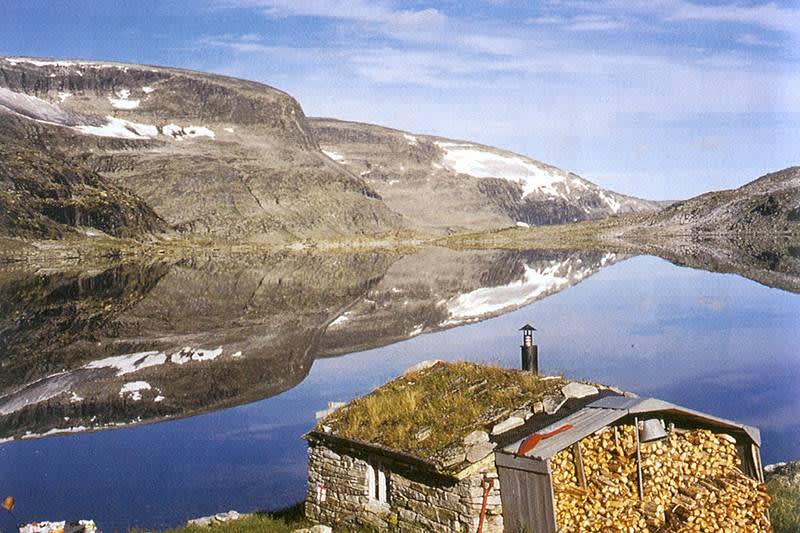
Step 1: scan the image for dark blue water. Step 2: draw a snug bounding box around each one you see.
[1,255,798,531]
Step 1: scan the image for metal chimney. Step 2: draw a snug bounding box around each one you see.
[519,324,538,374]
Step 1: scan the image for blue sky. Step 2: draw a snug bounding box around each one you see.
[1,0,798,199]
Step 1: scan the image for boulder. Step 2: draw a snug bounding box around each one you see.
[561,382,599,399]
[466,441,496,463]
[543,396,567,415]
[491,416,525,435]
[463,430,489,445]
[437,446,466,468]
[293,526,333,533]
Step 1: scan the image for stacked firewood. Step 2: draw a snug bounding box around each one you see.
[551,425,772,532]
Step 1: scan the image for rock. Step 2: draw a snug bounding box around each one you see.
[543,395,567,415]
[215,511,240,523]
[491,416,525,435]
[765,460,800,488]
[532,401,544,414]
[463,430,489,445]
[466,441,496,463]
[437,446,466,468]
[511,407,533,420]
[187,510,245,527]
[415,427,432,441]
[403,360,441,376]
[561,382,599,399]
[293,526,333,533]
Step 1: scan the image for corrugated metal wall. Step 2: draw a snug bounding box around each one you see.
[496,452,556,533]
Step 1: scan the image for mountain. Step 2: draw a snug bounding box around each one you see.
[0,120,166,240]
[629,167,800,236]
[309,118,660,233]
[0,56,660,245]
[0,56,400,243]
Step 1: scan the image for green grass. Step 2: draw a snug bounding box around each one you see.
[769,478,800,533]
[146,505,309,533]
[165,514,299,533]
[148,504,380,533]
[324,361,565,462]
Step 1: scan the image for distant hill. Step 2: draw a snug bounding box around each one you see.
[631,166,800,236]
[310,118,660,233]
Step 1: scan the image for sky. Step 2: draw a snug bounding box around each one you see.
[1,0,798,199]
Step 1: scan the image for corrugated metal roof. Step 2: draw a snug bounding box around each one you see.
[587,395,642,410]
[502,396,761,459]
[502,407,624,459]
[590,396,761,447]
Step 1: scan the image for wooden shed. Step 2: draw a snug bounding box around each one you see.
[494,395,766,532]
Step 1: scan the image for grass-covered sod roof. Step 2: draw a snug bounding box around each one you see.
[318,361,566,467]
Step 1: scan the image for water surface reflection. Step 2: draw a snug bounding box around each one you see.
[0,252,797,530]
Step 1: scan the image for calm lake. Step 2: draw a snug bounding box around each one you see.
[1,249,798,531]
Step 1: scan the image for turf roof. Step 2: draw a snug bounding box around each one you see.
[317,361,566,469]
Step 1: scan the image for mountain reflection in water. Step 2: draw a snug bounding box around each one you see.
[0,247,798,531]
[0,249,619,440]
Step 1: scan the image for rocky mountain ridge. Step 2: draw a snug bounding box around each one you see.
[627,166,800,236]
[0,56,399,243]
[310,118,660,233]
[0,56,660,244]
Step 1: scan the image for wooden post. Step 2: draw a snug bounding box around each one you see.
[571,442,587,489]
[635,416,644,500]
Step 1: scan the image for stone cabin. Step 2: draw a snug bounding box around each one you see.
[304,361,767,532]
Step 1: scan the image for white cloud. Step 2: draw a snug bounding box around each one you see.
[219,0,447,41]
[528,14,628,32]
[668,1,800,34]
[559,0,800,35]
[737,33,781,47]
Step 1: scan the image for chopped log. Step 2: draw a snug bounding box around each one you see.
[550,426,771,532]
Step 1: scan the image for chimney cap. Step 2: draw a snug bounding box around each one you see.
[519,324,537,332]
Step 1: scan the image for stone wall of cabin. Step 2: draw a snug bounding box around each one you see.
[305,440,503,532]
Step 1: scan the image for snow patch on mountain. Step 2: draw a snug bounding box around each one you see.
[599,191,622,213]
[22,426,89,439]
[0,86,74,124]
[435,142,568,199]
[162,123,215,140]
[403,134,418,145]
[119,381,151,401]
[322,149,345,161]
[329,313,351,327]
[172,346,224,364]
[75,116,158,139]
[84,346,227,375]
[5,57,78,67]
[85,351,167,376]
[108,89,140,109]
[142,86,155,94]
